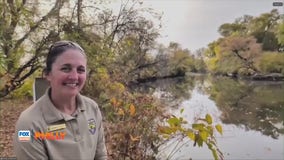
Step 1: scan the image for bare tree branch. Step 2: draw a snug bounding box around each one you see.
[13,0,65,52]
[0,31,59,98]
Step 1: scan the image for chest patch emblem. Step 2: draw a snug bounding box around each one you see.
[88,118,96,135]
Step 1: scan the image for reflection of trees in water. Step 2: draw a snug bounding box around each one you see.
[130,75,284,139]
[129,76,199,106]
[206,77,284,139]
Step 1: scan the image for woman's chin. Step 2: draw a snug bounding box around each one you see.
[62,89,79,97]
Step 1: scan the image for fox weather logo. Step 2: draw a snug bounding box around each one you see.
[18,130,31,142]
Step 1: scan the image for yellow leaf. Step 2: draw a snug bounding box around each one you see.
[205,114,213,124]
[215,124,223,135]
[130,134,140,142]
[110,98,117,107]
[187,131,195,141]
[200,131,208,141]
[129,104,136,116]
[158,126,173,134]
[118,108,125,116]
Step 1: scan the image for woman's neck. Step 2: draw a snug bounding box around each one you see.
[49,90,77,115]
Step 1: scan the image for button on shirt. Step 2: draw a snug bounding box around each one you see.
[13,89,107,160]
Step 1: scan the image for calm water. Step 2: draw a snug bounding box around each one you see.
[131,75,284,160]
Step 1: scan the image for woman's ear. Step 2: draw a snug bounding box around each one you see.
[43,68,52,81]
[45,74,52,81]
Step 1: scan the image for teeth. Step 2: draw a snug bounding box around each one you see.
[65,83,77,87]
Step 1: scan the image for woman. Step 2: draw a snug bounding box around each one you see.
[13,41,107,160]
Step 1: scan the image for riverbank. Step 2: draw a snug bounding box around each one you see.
[223,73,284,81]
[250,73,284,81]
[186,72,284,81]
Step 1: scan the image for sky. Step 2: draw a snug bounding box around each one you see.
[139,0,283,51]
[44,0,283,52]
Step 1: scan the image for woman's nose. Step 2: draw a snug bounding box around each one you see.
[68,70,78,79]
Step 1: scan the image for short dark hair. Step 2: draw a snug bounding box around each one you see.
[44,40,85,75]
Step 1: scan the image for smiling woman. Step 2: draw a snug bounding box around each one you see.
[45,41,87,112]
[13,41,107,160]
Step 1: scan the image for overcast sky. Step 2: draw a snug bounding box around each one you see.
[139,0,282,51]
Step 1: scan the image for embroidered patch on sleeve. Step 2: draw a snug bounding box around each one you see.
[88,118,96,135]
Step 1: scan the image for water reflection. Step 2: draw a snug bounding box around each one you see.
[131,75,284,159]
[206,77,284,139]
[129,76,196,105]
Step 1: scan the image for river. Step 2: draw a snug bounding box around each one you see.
[132,75,284,160]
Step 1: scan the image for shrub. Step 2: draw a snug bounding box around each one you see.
[256,52,284,75]
[10,78,33,99]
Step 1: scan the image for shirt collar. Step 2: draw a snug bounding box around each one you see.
[41,88,86,123]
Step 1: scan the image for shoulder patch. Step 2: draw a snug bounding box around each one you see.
[88,118,96,135]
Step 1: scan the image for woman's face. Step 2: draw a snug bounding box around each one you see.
[46,49,87,97]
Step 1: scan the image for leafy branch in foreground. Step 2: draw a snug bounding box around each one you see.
[158,110,224,160]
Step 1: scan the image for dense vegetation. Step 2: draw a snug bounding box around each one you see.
[1,0,283,159]
[0,0,222,159]
[205,9,284,76]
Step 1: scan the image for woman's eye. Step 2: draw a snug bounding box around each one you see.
[78,68,85,73]
[61,67,71,72]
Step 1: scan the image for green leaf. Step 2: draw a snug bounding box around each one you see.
[212,149,218,160]
[167,117,180,127]
[207,126,214,136]
[192,123,205,131]
[207,143,213,149]
[205,114,213,124]
[207,142,218,160]
[158,126,173,134]
[197,138,203,147]
[215,124,223,135]
[200,131,209,141]
[180,108,184,114]
[187,131,195,141]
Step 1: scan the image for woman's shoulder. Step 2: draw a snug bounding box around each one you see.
[15,96,47,130]
[79,94,99,109]
[78,94,103,118]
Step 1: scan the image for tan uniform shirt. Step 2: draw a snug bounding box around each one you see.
[13,89,107,160]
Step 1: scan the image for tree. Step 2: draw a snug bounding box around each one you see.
[256,52,284,75]
[205,36,261,75]
[0,0,161,98]
[168,47,195,75]
[0,0,66,98]
[218,10,281,51]
[277,22,284,48]
[220,36,261,71]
